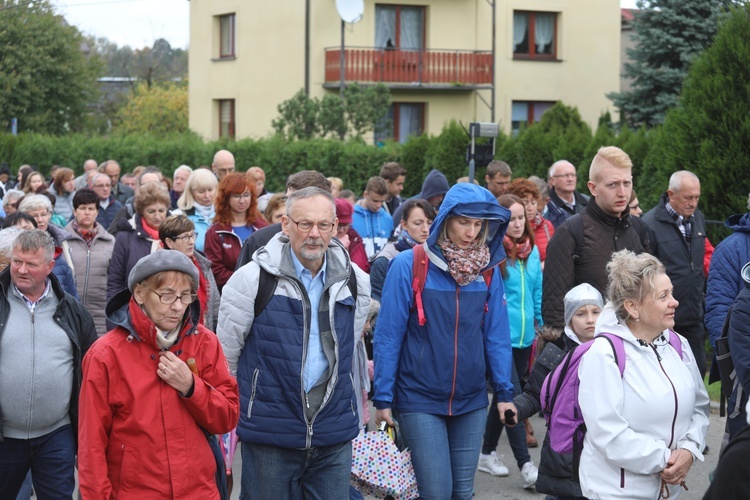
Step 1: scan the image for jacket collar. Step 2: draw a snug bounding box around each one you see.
[586,198,631,229]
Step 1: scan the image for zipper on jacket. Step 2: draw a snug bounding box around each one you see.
[82,248,92,307]
[519,260,527,346]
[248,368,260,418]
[620,467,625,488]
[651,344,679,448]
[448,286,460,416]
[27,309,36,436]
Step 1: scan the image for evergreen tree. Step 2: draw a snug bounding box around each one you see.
[608,0,734,128]
[644,4,750,237]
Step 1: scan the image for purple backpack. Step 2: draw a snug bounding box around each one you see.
[540,331,683,475]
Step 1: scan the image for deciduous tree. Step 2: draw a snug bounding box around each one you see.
[0,0,101,134]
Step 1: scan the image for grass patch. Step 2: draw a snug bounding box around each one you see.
[705,374,721,402]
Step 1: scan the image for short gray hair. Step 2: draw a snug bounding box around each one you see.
[2,189,24,210]
[13,228,55,263]
[285,186,336,215]
[17,194,52,214]
[174,165,193,179]
[668,170,700,192]
[606,249,666,323]
[0,226,23,260]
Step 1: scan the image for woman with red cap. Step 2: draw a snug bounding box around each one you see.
[335,198,370,273]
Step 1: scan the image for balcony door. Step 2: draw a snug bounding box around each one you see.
[375,5,425,50]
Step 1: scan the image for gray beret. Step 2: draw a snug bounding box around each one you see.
[563,283,604,327]
[127,250,199,293]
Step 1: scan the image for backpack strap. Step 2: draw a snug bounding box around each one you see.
[597,333,627,376]
[412,244,430,326]
[254,267,278,319]
[568,214,584,263]
[666,330,684,360]
[254,265,357,320]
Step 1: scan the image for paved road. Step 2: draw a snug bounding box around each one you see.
[226,404,725,499]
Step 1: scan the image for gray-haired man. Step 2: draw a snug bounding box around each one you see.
[0,229,97,498]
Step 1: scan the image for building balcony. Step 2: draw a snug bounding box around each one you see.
[324,47,493,90]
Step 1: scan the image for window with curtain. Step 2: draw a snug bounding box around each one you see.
[513,11,557,60]
[218,99,235,139]
[511,101,555,135]
[374,102,424,144]
[375,5,425,50]
[219,14,235,58]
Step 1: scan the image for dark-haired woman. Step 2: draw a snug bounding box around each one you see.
[65,188,115,336]
[50,167,76,223]
[369,198,435,302]
[204,173,267,291]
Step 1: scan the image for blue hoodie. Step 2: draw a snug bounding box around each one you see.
[374,183,514,415]
[352,204,393,258]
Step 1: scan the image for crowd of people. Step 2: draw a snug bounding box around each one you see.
[0,144,747,500]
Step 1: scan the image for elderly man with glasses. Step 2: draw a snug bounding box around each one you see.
[218,186,371,500]
[545,160,590,228]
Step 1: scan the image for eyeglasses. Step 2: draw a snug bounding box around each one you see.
[171,232,197,243]
[230,192,253,200]
[287,215,336,233]
[145,288,197,305]
[552,173,577,179]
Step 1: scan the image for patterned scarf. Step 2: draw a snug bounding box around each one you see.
[503,235,532,261]
[73,221,98,249]
[437,238,490,286]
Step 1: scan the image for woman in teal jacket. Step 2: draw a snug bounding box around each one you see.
[476,194,542,487]
[374,183,514,500]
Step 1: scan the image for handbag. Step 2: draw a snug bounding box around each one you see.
[350,423,419,500]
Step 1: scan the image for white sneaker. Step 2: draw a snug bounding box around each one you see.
[520,461,538,489]
[477,452,509,477]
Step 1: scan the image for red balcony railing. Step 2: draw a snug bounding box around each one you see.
[324,47,493,87]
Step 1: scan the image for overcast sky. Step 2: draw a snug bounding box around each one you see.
[53,0,639,51]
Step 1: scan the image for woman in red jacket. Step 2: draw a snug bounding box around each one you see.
[78,251,239,499]
[204,173,267,291]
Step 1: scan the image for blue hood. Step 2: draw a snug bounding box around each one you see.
[726,212,750,233]
[426,183,510,269]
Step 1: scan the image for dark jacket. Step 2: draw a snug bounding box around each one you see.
[235,223,282,270]
[112,182,134,207]
[515,331,582,497]
[545,187,589,229]
[0,269,97,444]
[642,193,706,326]
[706,212,750,347]
[96,196,123,230]
[703,422,750,499]
[391,170,450,227]
[106,215,161,301]
[542,199,649,330]
[725,265,750,441]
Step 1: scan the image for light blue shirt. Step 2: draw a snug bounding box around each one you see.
[290,250,328,393]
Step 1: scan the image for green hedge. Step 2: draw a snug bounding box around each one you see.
[1,99,747,242]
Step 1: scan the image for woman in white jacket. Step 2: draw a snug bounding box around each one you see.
[578,250,709,499]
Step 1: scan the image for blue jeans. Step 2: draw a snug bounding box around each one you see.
[396,407,486,500]
[240,440,352,500]
[481,354,531,469]
[0,424,75,499]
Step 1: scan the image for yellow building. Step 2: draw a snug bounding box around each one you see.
[189,0,621,141]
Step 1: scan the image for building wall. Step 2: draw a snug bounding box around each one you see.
[189,0,621,140]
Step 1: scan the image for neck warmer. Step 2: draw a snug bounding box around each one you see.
[503,235,532,261]
[437,238,490,286]
[139,216,164,249]
[396,230,419,252]
[194,203,215,223]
